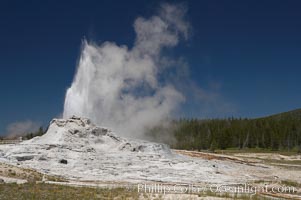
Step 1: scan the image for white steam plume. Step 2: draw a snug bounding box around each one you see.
[63,4,189,138]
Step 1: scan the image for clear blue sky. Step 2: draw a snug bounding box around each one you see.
[1,0,301,135]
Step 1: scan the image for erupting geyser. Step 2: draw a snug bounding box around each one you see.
[63,4,190,138]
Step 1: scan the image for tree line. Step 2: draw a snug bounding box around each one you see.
[22,127,46,140]
[146,110,301,152]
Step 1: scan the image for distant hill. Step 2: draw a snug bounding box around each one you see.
[262,108,301,121]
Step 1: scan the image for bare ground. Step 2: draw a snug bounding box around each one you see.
[1,150,301,199]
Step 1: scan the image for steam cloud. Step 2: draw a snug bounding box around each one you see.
[63,4,190,137]
[5,120,41,139]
